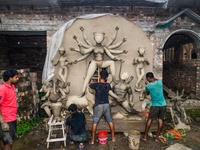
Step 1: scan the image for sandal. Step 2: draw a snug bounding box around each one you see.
[89,140,94,145]
[140,137,146,142]
[112,137,117,143]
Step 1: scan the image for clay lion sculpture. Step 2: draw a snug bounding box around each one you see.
[64,86,95,115]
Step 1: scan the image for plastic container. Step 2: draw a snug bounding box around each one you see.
[128,130,141,149]
[97,131,108,144]
[145,110,149,118]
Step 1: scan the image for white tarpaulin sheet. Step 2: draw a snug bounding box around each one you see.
[42,13,111,82]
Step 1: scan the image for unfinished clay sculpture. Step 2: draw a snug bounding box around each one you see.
[168,89,190,130]
[133,47,149,91]
[64,86,95,115]
[41,78,70,117]
[69,26,127,97]
[51,47,72,85]
[109,72,134,114]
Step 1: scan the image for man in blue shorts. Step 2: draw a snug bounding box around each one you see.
[89,70,117,144]
[141,72,166,142]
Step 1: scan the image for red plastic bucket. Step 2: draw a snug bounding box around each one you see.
[97,131,108,144]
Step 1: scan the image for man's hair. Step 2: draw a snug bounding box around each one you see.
[146,72,154,79]
[3,69,19,81]
[100,70,108,79]
[68,104,77,112]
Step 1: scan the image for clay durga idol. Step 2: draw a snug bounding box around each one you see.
[69,26,127,97]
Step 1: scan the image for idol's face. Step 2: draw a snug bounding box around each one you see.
[59,50,65,55]
[94,33,104,43]
[138,48,145,55]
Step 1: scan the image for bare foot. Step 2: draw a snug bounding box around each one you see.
[89,140,94,145]
[112,137,117,143]
[140,136,146,142]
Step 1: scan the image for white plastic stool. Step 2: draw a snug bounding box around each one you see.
[46,115,67,148]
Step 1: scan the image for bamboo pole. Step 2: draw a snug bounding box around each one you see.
[98,67,100,83]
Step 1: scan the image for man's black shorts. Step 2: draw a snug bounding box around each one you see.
[0,120,17,145]
[149,106,166,120]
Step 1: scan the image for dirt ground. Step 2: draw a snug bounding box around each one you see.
[8,119,200,150]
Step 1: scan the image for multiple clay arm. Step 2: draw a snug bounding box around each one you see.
[168,89,187,102]
[73,35,91,49]
[78,43,94,55]
[105,26,127,60]
[107,38,127,49]
[69,26,127,63]
[105,26,119,47]
[80,26,93,46]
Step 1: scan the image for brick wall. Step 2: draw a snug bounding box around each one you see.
[163,61,197,95]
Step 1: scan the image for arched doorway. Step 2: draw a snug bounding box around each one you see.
[162,30,200,97]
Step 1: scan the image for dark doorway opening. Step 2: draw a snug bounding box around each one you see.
[163,34,197,95]
[0,31,47,86]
